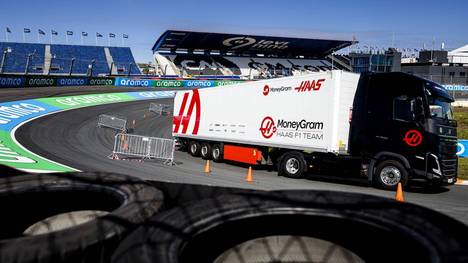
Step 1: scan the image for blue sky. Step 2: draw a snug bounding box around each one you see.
[1,0,467,62]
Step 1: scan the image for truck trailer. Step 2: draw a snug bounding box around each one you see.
[172,70,458,189]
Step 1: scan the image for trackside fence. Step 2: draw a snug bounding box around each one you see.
[149,103,172,115]
[110,133,175,165]
[97,114,127,132]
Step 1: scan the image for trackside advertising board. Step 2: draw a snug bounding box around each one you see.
[114,78,245,88]
[173,70,360,153]
[0,91,176,173]
[458,140,468,158]
[0,75,116,87]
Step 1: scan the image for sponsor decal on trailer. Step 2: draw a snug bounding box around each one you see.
[262,84,292,96]
[173,89,201,135]
[259,116,324,140]
[294,79,325,92]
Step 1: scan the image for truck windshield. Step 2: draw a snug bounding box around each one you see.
[428,96,453,120]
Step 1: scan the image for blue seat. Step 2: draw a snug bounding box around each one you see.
[0,43,45,74]
[109,47,141,75]
[0,42,140,76]
[50,45,109,76]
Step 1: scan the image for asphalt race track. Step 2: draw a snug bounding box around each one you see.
[11,88,468,225]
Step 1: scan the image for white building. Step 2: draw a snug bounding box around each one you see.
[448,44,468,63]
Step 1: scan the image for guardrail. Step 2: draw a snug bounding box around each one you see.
[110,133,175,164]
[97,114,127,132]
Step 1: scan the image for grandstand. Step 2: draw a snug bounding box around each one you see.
[152,30,354,79]
[0,42,141,76]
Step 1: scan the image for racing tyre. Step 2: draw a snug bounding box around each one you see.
[278,151,307,178]
[200,143,212,160]
[0,172,164,263]
[112,191,468,263]
[211,144,223,163]
[188,141,201,157]
[374,159,409,190]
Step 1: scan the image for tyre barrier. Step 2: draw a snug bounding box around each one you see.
[112,191,468,263]
[0,172,164,263]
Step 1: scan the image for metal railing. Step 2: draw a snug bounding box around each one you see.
[149,103,172,116]
[110,133,175,164]
[97,114,127,132]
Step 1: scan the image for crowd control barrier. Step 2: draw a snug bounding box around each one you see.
[149,103,172,115]
[97,114,127,132]
[110,133,175,164]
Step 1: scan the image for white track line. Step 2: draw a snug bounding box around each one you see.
[11,108,81,173]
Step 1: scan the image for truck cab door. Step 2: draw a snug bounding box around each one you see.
[391,96,426,156]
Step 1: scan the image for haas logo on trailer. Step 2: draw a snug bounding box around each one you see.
[259,116,277,139]
[173,89,201,135]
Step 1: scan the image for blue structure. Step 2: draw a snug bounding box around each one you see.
[109,47,140,75]
[50,45,109,75]
[0,43,45,74]
[0,42,140,76]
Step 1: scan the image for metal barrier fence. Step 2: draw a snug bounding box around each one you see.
[97,114,127,132]
[110,133,175,164]
[149,103,172,115]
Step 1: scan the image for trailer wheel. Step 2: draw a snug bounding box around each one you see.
[188,141,201,157]
[212,144,223,163]
[200,143,212,160]
[279,151,307,178]
[374,160,409,190]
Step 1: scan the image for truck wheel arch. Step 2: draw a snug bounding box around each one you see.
[368,152,411,183]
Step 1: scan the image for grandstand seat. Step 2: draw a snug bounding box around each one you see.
[0,43,45,74]
[0,42,140,76]
[109,47,141,75]
[50,44,109,76]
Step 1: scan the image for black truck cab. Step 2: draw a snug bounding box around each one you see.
[350,72,458,189]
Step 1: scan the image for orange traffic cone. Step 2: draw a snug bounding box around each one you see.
[246,166,254,182]
[204,160,211,173]
[395,182,404,202]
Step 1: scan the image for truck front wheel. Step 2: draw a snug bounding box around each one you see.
[374,160,409,190]
[189,141,201,157]
[279,152,307,179]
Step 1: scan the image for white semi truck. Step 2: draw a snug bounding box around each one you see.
[173,70,458,189]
